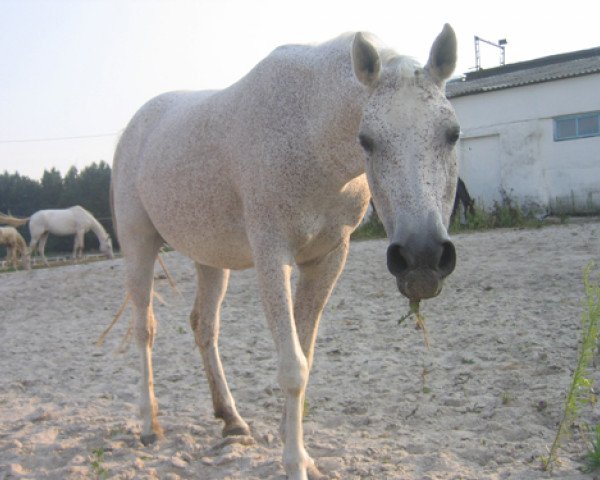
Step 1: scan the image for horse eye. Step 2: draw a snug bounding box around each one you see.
[446,127,460,145]
[358,134,374,153]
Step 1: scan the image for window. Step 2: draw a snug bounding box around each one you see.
[554,112,600,141]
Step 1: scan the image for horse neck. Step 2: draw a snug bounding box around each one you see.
[311,50,371,183]
[280,37,371,182]
[86,213,108,243]
[15,233,28,255]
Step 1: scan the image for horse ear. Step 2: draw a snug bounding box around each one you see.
[352,32,381,87]
[425,23,457,86]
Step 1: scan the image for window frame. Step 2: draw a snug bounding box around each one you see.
[554,111,600,141]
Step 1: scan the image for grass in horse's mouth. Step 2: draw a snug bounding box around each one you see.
[398,299,429,347]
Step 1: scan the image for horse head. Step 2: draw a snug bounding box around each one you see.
[22,249,31,270]
[352,24,459,300]
[101,235,114,259]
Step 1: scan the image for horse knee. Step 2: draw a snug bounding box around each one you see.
[277,353,308,395]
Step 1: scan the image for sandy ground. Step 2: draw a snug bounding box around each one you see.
[1,221,600,479]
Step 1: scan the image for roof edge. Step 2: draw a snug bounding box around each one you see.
[462,46,600,81]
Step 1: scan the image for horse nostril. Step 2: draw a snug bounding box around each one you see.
[438,241,456,275]
[387,243,409,276]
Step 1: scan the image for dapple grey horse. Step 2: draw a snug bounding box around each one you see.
[112,25,459,479]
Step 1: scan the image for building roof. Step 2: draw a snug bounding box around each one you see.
[446,46,600,98]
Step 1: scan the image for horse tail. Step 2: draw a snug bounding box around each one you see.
[0,212,29,227]
[109,178,119,241]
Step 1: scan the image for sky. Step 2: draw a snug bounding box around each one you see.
[1,0,598,180]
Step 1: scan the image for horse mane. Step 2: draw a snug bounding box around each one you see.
[384,55,422,77]
[331,31,422,76]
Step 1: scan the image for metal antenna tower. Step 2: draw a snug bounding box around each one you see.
[474,36,507,70]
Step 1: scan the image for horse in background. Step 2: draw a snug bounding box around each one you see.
[450,177,475,224]
[0,206,113,266]
[0,226,31,270]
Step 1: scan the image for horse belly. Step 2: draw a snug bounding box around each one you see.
[140,181,254,270]
[47,224,78,236]
[164,223,254,270]
[42,215,78,236]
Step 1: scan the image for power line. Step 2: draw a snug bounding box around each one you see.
[0,131,121,144]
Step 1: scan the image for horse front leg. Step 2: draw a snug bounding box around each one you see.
[273,240,349,479]
[295,239,349,376]
[253,247,314,480]
[283,239,349,426]
[6,246,17,270]
[190,264,250,437]
[73,231,84,262]
[22,250,31,270]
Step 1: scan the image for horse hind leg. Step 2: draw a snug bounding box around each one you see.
[190,264,250,437]
[72,235,79,262]
[122,232,164,445]
[35,232,50,267]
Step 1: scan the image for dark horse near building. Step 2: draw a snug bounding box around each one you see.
[451,177,475,223]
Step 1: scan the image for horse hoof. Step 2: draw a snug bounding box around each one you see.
[307,458,326,480]
[140,433,158,446]
[222,422,251,437]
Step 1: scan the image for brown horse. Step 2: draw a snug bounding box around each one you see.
[0,226,30,270]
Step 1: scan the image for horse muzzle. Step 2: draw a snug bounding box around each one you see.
[386,239,456,300]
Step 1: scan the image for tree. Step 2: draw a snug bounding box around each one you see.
[0,171,41,216]
[40,168,63,209]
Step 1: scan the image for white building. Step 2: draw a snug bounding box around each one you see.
[446,47,600,215]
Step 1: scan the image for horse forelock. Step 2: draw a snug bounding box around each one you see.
[379,55,440,92]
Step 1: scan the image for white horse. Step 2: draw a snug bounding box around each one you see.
[0,226,31,270]
[112,25,459,479]
[0,207,114,266]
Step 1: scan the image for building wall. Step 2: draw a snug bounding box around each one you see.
[450,73,600,214]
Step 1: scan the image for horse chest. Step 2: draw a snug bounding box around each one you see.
[291,175,370,262]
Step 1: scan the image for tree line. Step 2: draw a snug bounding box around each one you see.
[0,161,115,256]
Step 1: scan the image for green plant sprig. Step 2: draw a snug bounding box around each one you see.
[90,447,109,479]
[542,262,600,471]
[398,299,429,347]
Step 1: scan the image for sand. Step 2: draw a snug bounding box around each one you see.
[1,220,599,479]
